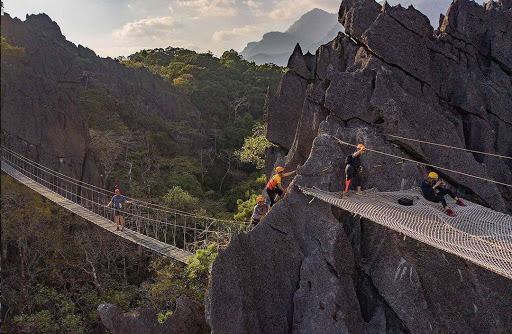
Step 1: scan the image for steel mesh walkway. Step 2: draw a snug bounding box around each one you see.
[299,186,512,279]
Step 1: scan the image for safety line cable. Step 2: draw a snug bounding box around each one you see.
[330,136,512,188]
[1,146,250,225]
[1,146,249,224]
[385,134,512,160]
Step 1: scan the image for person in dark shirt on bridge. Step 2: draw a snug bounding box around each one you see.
[343,144,366,197]
[421,172,466,217]
[107,189,131,231]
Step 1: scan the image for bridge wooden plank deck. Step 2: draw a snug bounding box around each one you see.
[1,161,192,263]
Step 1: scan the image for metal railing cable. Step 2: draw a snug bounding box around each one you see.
[385,134,512,160]
[299,186,512,280]
[330,136,512,188]
[1,147,243,255]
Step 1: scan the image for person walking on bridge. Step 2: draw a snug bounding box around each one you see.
[266,166,296,206]
[107,189,131,231]
[251,196,270,227]
[343,143,366,197]
[421,172,466,217]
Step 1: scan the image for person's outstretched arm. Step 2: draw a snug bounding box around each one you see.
[353,149,364,157]
[282,170,296,178]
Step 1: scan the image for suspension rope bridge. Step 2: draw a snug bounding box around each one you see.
[1,146,249,263]
[2,142,511,279]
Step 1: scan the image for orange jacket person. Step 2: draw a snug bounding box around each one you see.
[266,166,296,206]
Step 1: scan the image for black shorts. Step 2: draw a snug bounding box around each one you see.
[266,187,283,206]
[345,165,362,187]
[114,210,124,217]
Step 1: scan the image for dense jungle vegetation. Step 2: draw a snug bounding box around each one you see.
[92,47,282,220]
[1,45,283,332]
[1,175,216,333]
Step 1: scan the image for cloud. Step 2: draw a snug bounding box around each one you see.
[176,0,237,17]
[243,0,261,9]
[267,0,340,20]
[113,16,177,40]
[110,15,204,56]
[212,24,265,43]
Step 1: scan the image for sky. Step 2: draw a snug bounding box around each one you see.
[3,0,455,58]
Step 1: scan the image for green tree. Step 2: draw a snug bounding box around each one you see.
[163,186,200,212]
[1,36,26,59]
[235,122,275,169]
[234,193,260,221]
[142,244,217,315]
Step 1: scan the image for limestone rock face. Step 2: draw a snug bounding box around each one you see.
[98,297,210,334]
[1,13,199,185]
[287,44,314,80]
[209,0,512,333]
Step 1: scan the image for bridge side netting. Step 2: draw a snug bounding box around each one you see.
[299,186,512,280]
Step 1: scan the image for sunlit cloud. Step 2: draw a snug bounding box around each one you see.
[243,0,261,9]
[113,16,177,40]
[212,24,265,43]
[176,0,237,17]
[267,0,339,20]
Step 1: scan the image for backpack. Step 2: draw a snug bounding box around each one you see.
[398,198,413,206]
[345,154,353,165]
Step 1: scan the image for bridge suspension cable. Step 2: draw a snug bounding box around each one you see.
[1,146,249,262]
[1,146,248,225]
[384,134,512,160]
[330,136,512,188]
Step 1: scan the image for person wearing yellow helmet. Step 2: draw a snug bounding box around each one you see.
[266,166,296,206]
[342,143,366,197]
[250,196,270,227]
[421,171,466,217]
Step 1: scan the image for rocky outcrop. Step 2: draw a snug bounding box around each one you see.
[98,297,210,334]
[209,0,512,333]
[1,13,199,185]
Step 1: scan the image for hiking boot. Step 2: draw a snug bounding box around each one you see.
[116,227,119,231]
[445,208,456,217]
[456,200,466,207]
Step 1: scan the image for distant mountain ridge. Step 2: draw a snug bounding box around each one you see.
[241,8,341,66]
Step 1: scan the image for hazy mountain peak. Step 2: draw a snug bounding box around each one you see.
[285,8,337,42]
[240,8,341,66]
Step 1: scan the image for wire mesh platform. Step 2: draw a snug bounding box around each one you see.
[299,186,512,280]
